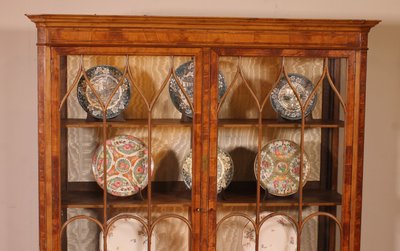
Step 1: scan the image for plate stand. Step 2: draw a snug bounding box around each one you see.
[180,113,192,122]
[276,113,314,122]
[262,188,269,201]
[217,188,228,201]
[85,113,126,122]
[133,188,144,201]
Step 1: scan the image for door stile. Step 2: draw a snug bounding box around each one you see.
[341,51,357,251]
[37,43,54,251]
[50,48,63,251]
[206,49,220,251]
[191,50,205,251]
[199,48,211,251]
[349,50,368,251]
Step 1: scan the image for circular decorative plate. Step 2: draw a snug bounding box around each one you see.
[270,73,317,120]
[242,212,297,251]
[92,135,153,197]
[169,61,226,118]
[77,65,131,119]
[100,214,156,251]
[254,139,310,196]
[182,148,233,193]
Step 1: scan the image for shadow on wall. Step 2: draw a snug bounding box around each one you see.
[0,28,38,251]
[362,23,400,251]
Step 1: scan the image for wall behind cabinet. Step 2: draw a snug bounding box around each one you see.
[0,0,399,250]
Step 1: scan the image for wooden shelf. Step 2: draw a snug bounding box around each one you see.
[62,118,344,129]
[63,181,192,208]
[218,190,342,207]
[218,119,344,128]
[63,182,192,208]
[217,181,341,207]
[62,182,341,209]
[62,119,192,128]
[62,190,192,208]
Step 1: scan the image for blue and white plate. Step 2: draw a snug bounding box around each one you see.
[77,65,131,119]
[169,61,226,118]
[270,73,317,120]
[182,148,233,193]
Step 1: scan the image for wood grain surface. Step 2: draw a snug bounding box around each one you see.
[28,15,379,251]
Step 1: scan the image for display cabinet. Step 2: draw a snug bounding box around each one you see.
[28,15,379,251]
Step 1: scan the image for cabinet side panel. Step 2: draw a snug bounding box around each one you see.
[351,51,368,251]
[341,52,357,251]
[37,43,53,251]
[50,49,62,251]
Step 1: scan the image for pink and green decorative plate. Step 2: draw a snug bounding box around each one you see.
[182,148,233,194]
[92,135,153,197]
[254,139,310,196]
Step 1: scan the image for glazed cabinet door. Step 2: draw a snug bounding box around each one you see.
[49,48,204,251]
[208,49,358,251]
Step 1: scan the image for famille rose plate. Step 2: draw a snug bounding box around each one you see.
[242,212,297,251]
[182,148,233,193]
[99,214,156,251]
[254,139,310,196]
[77,65,131,119]
[169,61,227,118]
[92,135,153,197]
[270,73,317,120]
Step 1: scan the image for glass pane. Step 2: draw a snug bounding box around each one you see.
[59,54,197,251]
[215,55,347,251]
[64,209,102,251]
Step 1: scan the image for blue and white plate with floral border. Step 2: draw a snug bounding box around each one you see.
[77,65,131,119]
[169,61,226,118]
[270,73,317,120]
